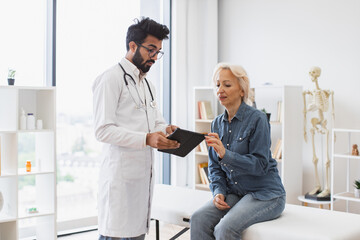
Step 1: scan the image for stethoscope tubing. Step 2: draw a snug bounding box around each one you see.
[118,63,156,109]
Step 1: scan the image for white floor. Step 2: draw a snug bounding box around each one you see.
[58,221,190,240]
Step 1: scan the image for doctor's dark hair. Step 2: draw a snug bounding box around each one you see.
[126,17,169,51]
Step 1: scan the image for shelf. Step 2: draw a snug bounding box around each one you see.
[18,169,54,176]
[195,151,208,157]
[195,119,213,123]
[18,211,54,220]
[0,130,17,134]
[0,171,17,178]
[195,183,210,191]
[333,192,360,203]
[0,86,55,90]
[333,153,360,160]
[18,129,54,133]
[333,128,360,133]
[0,215,17,223]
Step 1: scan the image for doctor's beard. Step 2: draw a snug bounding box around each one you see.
[132,48,154,73]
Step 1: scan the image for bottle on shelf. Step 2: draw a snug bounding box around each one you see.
[26,113,35,130]
[26,160,32,172]
[20,108,26,130]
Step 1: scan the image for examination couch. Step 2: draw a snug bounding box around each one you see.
[151,184,360,240]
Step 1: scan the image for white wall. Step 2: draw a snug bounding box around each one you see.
[171,0,360,212]
[218,0,360,212]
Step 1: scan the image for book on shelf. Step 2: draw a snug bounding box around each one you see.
[203,166,209,184]
[272,139,282,160]
[198,162,210,185]
[199,140,208,154]
[198,101,214,120]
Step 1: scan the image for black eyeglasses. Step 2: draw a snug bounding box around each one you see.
[136,43,164,59]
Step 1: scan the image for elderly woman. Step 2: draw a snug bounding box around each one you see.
[190,63,286,240]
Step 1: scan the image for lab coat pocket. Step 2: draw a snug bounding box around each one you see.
[120,151,147,180]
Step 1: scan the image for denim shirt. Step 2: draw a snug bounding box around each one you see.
[208,102,286,201]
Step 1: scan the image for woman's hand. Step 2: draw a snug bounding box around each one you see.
[205,133,226,158]
[213,194,230,210]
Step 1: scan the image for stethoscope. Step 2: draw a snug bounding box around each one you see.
[118,63,156,110]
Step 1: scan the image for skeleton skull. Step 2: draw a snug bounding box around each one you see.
[309,66,321,82]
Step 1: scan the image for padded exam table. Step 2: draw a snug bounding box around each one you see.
[151,184,360,240]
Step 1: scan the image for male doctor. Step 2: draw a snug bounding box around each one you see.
[93,17,179,240]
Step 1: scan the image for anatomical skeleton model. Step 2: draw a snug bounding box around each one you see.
[303,66,335,199]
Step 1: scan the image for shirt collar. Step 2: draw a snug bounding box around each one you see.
[120,57,147,82]
[222,101,247,122]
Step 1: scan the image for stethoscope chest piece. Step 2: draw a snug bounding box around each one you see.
[150,101,156,108]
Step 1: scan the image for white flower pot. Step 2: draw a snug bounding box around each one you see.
[355,189,360,198]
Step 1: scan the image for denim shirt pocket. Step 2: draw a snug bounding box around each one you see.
[232,130,251,154]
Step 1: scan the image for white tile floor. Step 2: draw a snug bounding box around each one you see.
[58,221,190,240]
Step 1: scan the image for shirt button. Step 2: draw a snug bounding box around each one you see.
[239,137,242,140]
[227,144,229,146]
[230,169,233,172]
[235,182,238,184]
[224,164,226,166]
[229,130,232,133]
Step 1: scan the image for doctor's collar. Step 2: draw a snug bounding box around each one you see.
[122,58,147,81]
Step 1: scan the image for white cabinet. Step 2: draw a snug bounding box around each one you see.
[0,86,56,240]
[331,128,360,212]
[255,85,303,204]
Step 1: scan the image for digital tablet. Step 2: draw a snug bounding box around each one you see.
[158,128,206,157]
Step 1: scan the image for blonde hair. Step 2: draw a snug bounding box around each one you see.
[212,62,251,105]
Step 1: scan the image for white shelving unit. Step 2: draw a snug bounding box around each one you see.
[331,128,360,211]
[192,85,303,204]
[193,87,224,191]
[0,86,56,240]
[251,85,303,204]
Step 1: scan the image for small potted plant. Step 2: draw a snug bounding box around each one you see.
[261,108,271,122]
[354,179,360,198]
[7,69,16,85]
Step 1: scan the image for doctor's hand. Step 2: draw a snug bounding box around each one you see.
[146,131,180,149]
[166,124,178,135]
[213,194,230,210]
[205,133,226,159]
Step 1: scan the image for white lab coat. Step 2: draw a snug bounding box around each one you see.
[92,58,167,238]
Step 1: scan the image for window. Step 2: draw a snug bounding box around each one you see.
[0,0,46,86]
[56,0,140,231]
